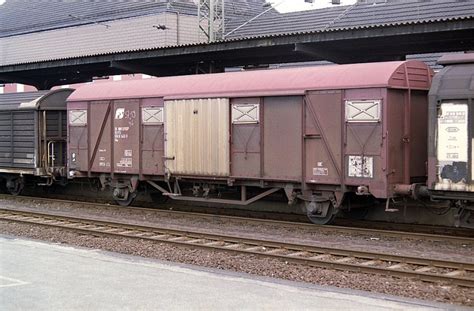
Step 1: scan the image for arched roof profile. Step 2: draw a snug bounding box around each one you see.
[0,89,74,111]
[68,60,432,102]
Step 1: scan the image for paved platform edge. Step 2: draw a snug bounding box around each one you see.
[0,234,470,311]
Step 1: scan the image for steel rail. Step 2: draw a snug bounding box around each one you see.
[1,208,473,288]
[1,194,473,244]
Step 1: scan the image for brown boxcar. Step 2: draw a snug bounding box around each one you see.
[67,61,432,223]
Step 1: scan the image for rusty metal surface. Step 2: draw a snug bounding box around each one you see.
[69,99,160,176]
[67,102,88,174]
[230,97,261,178]
[113,99,140,174]
[344,88,385,198]
[66,60,435,202]
[409,91,429,181]
[386,89,406,191]
[141,98,165,176]
[303,86,431,199]
[305,91,343,186]
[88,101,112,173]
[263,96,302,181]
[68,61,431,103]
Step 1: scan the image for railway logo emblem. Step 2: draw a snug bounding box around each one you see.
[115,108,125,119]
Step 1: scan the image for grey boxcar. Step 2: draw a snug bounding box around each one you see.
[426,53,474,223]
[0,89,73,194]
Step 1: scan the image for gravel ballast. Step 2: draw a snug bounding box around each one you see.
[1,198,472,261]
[1,198,473,306]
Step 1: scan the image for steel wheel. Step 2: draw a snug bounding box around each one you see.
[306,201,336,225]
[114,193,136,207]
[113,187,137,207]
[7,179,24,196]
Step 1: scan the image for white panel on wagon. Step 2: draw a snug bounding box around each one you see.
[231,103,259,124]
[69,109,87,126]
[142,107,163,124]
[435,102,472,192]
[345,100,381,122]
[165,98,230,176]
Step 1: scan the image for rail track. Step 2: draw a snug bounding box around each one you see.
[1,207,473,287]
[1,194,473,245]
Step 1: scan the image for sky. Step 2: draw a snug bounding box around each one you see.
[270,0,357,12]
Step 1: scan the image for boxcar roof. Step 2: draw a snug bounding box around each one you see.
[429,62,474,98]
[437,53,474,65]
[69,60,432,102]
[0,89,74,111]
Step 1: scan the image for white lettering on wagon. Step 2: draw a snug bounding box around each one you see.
[437,103,468,162]
[115,108,137,126]
[117,158,133,168]
[114,127,129,142]
[313,162,328,176]
[115,108,125,120]
[313,168,328,176]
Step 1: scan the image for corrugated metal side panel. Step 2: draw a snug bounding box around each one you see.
[165,98,229,176]
[45,111,65,138]
[0,111,36,168]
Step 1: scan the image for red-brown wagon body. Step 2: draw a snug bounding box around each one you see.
[67,61,433,222]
